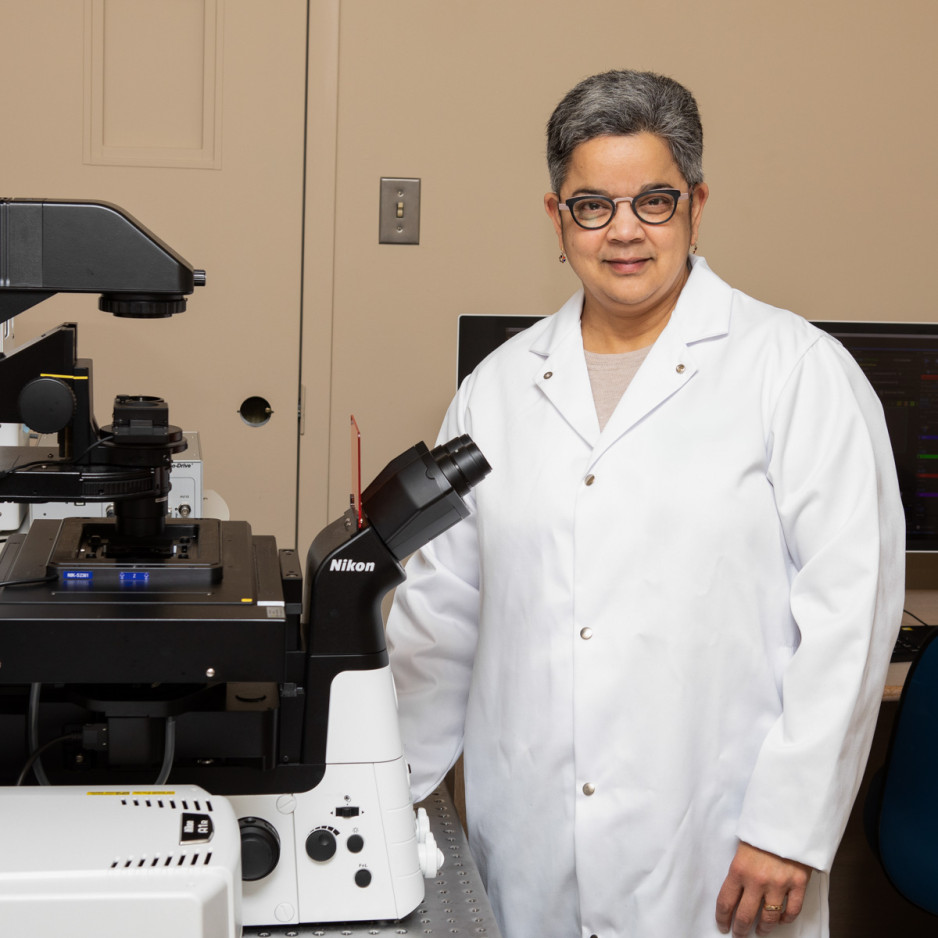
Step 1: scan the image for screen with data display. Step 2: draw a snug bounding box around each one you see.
[458,316,938,553]
[813,321,938,552]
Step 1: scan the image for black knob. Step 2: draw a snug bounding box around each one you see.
[99,293,188,318]
[18,377,76,434]
[306,828,337,862]
[355,868,373,888]
[239,816,280,882]
[347,834,364,853]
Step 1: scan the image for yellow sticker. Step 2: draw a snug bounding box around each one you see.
[86,791,131,796]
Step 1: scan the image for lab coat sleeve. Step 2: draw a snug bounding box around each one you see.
[735,335,905,871]
[387,378,484,802]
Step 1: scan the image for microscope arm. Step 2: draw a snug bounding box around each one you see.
[0,200,201,504]
[0,199,204,322]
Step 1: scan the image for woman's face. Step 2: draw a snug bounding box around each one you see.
[545,132,708,346]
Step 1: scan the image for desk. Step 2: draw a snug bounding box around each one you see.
[882,662,909,702]
[885,589,938,700]
[243,787,502,938]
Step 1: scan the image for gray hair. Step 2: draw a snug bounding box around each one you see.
[546,70,704,194]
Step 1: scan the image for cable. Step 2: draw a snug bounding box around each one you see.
[154,716,176,785]
[0,437,121,591]
[16,733,81,786]
[0,458,63,483]
[65,432,116,465]
[0,432,116,484]
[902,608,932,627]
[27,684,51,785]
[21,643,177,789]
[25,680,176,786]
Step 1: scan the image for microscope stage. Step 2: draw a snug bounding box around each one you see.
[0,518,296,684]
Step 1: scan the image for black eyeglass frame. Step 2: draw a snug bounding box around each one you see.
[558,188,690,229]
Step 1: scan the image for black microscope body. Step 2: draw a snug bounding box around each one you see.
[0,199,489,924]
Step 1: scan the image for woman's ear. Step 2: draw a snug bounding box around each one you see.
[689,182,709,246]
[544,192,565,249]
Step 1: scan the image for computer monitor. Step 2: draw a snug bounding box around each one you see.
[457,315,938,554]
[812,321,938,554]
[457,315,543,387]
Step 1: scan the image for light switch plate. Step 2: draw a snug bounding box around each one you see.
[379,177,420,244]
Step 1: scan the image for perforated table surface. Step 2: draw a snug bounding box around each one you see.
[244,788,501,938]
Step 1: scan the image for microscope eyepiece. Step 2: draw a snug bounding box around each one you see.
[360,435,491,560]
[430,436,491,498]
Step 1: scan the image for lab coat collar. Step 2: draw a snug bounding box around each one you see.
[669,254,733,346]
[529,256,733,452]
[528,256,731,358]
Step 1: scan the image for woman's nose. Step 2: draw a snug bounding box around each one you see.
[606,203,644,240]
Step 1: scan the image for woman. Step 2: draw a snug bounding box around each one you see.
[387,70,903,938]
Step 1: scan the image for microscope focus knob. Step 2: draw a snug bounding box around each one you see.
[239,816,281,882]
[306,828,338,862]
[18,377,76,434]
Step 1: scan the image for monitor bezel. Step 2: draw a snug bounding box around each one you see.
[813,319,938,555]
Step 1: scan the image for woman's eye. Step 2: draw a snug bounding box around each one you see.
[577,200,608,216]
[636,194,674,213]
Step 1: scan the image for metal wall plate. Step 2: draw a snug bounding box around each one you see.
[379,178,420,245]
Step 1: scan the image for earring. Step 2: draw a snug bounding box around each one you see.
[691,243,698,255]
[559,252,567,264]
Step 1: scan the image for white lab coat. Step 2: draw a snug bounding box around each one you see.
[387,257,904,938]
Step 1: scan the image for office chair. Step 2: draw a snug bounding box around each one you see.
[864,627,938,916]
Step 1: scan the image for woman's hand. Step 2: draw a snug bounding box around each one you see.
[715,841,812,936]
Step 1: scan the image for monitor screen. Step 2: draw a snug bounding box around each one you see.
[813,321,938,553]
[457,315,542,387]
[457,315,937,553]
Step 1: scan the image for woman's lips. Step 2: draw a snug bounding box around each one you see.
[604,256,650,274]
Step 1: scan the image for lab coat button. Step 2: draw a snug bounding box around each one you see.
[585,474,595,486]
[580,627,592,640]
[676,363,686,374]
[544,371,553,379]
[582,782,596,796]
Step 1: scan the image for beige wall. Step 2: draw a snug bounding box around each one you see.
[301,0,938,548]
[2,1,935,549]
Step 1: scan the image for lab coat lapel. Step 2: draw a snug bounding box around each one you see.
[530,291,601,448]
[528,259,733,456]
[593,328,697,454]
[592,257,732,463]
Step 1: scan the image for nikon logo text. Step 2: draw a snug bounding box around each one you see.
[330,558,376,572]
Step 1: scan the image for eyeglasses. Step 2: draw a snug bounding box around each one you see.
[558,189,690,229]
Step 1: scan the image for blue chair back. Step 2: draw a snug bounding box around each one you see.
[869,628,938,915]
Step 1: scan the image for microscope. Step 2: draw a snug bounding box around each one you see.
[0,199,490,932]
